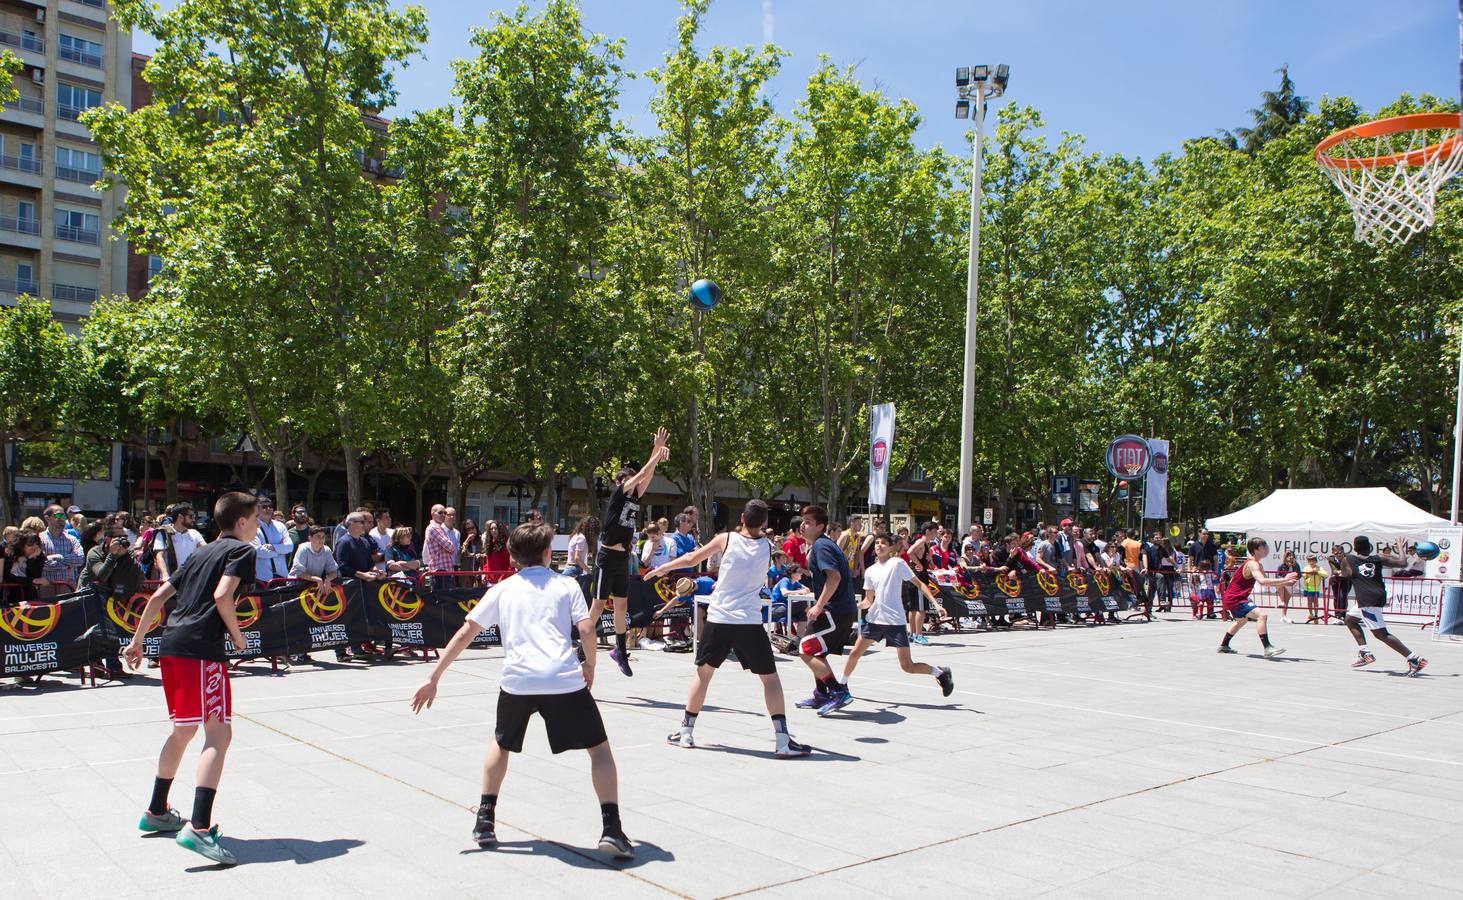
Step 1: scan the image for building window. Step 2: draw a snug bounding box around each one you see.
[56,82,103,121]
[52,282,98,303]
[54,146,101,183]
[147,254,163,283]
[55,208,100,244]
[59,33,105,68]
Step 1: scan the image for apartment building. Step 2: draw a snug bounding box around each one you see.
[0,0,130,329]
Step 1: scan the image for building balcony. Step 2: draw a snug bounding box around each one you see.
[55,222,99,244]
[1,96,45,129]
[1,155,41,175]
[52,282,98,303]
[55,164,98,184]
[58,46,104,69]
[0,29,46,56]
[0,275,39,295]
[0,215,42,249]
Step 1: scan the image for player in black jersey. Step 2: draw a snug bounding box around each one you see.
[594,427,670,677]
[1334,536,1428,676]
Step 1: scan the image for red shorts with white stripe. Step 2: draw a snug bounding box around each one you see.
[159,656,232,725]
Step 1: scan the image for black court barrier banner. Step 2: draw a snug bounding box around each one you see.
[934,568,1138,619]
[592,574,691,637]
[0,590,109,676]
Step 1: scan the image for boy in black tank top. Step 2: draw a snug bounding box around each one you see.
[592,427,670,677]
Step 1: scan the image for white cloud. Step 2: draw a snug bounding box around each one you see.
[762,0,774,45]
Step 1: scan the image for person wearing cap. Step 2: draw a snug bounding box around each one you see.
[251,496,293,583]
[65,506,84,542]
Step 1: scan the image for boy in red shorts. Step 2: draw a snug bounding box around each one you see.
[124,491,259,866]
[1217,537,1296,658]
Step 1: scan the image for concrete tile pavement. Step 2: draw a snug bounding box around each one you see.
[2,614,1461,898]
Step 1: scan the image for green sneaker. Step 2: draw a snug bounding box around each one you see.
[176,823,237,866]
[138,808,186,833]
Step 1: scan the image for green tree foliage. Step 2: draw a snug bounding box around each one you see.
[0,298,72,523]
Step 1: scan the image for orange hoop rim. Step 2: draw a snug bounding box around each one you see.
[1314,112,1462,170]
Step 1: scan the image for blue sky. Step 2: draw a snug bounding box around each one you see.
[137,0,1456,160]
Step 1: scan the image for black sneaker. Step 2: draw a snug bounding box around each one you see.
[598,829,635,859]
[1216,645,1237,654]
[473,813,496,848]
[937,667,955,697]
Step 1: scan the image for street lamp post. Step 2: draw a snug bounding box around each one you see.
[954,64,1008,534]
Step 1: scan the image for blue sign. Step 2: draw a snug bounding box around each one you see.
[1049,475,1074,508]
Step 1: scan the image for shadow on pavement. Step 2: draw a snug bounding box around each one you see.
[184,836,365,870]
[460,837,674,869]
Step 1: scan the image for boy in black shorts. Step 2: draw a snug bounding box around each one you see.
[842,534,954,700]
[793,505,858,715]
[412,522,633,858]
[1334,536,1428,675]
[123,491,259,866]
[643,499,811,758]
[593,427,670,677]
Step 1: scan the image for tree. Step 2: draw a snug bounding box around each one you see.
[444,0,629,523]
[607,0,786,535]
[1222,65,1311,153]
[0,298,72,523]
[760,61,963,515]
[86,0,428,510]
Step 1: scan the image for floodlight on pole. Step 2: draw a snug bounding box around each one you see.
[954,63,1009,535]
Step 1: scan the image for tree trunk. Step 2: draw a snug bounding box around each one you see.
[272,463,290,514]
[160,447,181,505]
[0,440,14,526]
[343,443,363,511]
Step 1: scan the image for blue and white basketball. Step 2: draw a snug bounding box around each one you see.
[688,278,721,312]
[1415,540,1440,561]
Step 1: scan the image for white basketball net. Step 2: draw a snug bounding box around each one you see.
[1316,120,1463,245]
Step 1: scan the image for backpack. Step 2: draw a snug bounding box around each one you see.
[137,527,177,579]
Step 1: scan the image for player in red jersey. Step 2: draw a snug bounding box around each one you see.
[1218,537,1297,658]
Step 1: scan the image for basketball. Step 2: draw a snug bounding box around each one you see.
[1415,540,1440,561]
[688,278,721,312]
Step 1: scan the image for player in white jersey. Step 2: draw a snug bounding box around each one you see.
[642,499,811,758]
[841,533,954,699]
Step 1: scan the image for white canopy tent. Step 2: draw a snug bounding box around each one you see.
[1206,488,1450,537]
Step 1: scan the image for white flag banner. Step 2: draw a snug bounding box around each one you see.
[1143,438,1169,520]
[868,403,896,506]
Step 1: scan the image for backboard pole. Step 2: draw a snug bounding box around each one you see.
[1453,0,1462,524]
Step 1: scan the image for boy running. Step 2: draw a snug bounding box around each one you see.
[643,499,812,758]
[411,522,633,858]
[1217,537,1294,658]
[793,505,858,715]
[1334,536,1428,675]
[840,534,953,701]
[123,491,260,866]
[593,427,670,677]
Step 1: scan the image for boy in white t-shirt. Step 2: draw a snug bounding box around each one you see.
[642,499,812,759]
[410,522,632,859]
[841,534,954,697]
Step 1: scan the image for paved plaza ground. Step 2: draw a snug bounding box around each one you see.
[4,614,1463,898]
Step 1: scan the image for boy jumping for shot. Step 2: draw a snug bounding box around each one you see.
[1217,537,1294,658]
[593,427,671,677]
[643,499,812,758]
[411,522,633,858]
[840,533,954,702]
[124,491,260,866]
[1334,536,1428,675]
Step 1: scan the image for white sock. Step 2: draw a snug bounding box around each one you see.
[930,666,944,679]
[1407,653,1419,662]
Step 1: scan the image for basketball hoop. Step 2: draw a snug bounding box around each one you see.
[1314,112,1463,245]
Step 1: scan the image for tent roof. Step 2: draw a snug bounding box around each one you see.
[1205,488,1450,535]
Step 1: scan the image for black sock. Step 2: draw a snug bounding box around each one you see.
[1220,632,1233,648]
[478,794,496,824]
[682,711,697,729]
[148,777,173,816]
[615,631,627,654]
[190,786,216,831]
[817,674,837,690]
[1260,633,1272,649]
[601,802,622,834]
[771,713,789,734]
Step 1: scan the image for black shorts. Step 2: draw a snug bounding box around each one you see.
[799,608,855,657]
[859,622,910,647]
[494,687,607,754]
[594,548,629,601]
[695,621,777,674]
[901,580,926,613]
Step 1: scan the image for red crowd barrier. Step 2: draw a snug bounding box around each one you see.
[1160,569,1445,629]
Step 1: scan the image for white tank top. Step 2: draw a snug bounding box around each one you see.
[708,532,771,625]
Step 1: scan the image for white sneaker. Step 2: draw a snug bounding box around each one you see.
[666,729,695,749]
[638,638,666,651]
[1264,645,1286,658]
